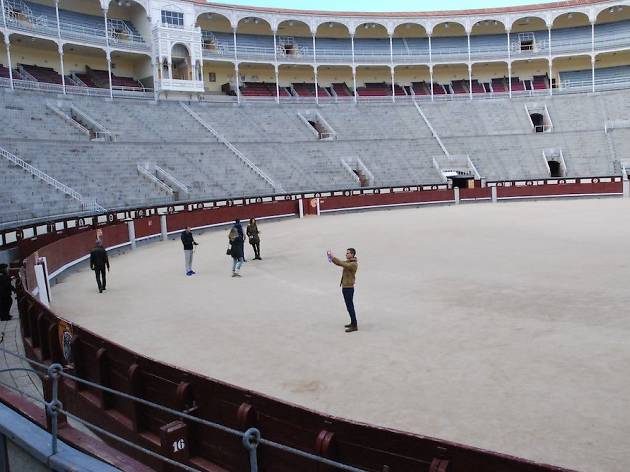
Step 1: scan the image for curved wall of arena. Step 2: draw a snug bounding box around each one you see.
[11,179,622,471]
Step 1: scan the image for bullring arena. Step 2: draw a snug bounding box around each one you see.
[51,199,630,472]
[4,0,630,468]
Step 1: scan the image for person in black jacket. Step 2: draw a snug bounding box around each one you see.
[90,240,110,293]
[0,263,16,321]
[228,227,244,277]
[180,226,199,276]
[233,220,247,262]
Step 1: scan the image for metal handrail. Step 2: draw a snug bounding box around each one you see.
[2,146,79,202]
[0,144,106,212]
[137,163,174,195]
[155,165,190,194]
[4,10,146,44]
[0,345,368,472]
[180,103,285,194]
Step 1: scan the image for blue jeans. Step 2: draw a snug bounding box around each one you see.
[342,287,357,326]
[232,257,243,271]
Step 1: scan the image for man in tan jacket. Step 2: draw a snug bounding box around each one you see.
[331,248,358,333]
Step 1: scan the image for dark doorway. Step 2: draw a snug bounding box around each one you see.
[451,176,472,189]
[530,113,545,132]
[548,160,562,177]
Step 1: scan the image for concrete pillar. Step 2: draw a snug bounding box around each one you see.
[454,186,460,204]
[316,198,321,216]
[491,186,498,203]
[127,220,136,249]
[298,199,304,218]
[160,215,168,241]
[623,180,629,198]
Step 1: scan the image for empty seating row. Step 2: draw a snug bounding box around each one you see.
[6,63,144,89]
[559,65,630,88]
[232,76,547,98]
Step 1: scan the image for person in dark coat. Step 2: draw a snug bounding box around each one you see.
[180,226,199,276]
[246,218,261,260]
[233,220,247,262]
[89,240,110,293]
[228,227,244,277]
[0,263,16,321]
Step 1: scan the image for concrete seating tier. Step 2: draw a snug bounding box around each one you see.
[1,88,628,223]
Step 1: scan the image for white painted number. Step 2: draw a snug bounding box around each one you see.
[172,439,185,453]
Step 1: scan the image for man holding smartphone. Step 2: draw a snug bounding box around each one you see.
[329,248,359,333]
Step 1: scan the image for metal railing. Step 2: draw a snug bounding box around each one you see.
[180,103,285,194]
[137,163,175,195]
[0,346,368,472]
[0,145,104,212]
[4,8,148,50]
[155,165,190,195]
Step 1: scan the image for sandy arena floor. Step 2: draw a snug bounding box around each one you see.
[52,198,630,472]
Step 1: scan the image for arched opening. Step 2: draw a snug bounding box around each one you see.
[279,64,319,98]
[0,32,9,81]
[202,60,236,95]
[431,22,467,64]
[551,12,590,57]
[316,65,353,98]
[276,20,313,62]
[554,55,591,90]
[315,22,351,64]
[592,50,630,90]
[470,20,507,62]
[354,22,389,64]
[107,0,150,42]
[8,34,63,84]
[511,58,549,92]
[236,16,274,62]
[393,23,428,63]
[171,43,192,80]
[595,5,630,55]
[355,66,392,96]
[196,12,232,59]
[433,63,468,94]
[595,4,630,25]
[510,16,548,57]
[472,62,509,94]
[110,50,151,89]
[238,62,279,98]
[548,160,562,177]
[62,44,109,89]
[394,65,429,96]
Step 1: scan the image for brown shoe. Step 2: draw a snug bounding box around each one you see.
[345,325,358,333]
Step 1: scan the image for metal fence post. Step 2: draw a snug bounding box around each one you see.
[47,363,64,455]
[242,428,260,472]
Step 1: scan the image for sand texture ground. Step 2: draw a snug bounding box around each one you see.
[52,199,630,472]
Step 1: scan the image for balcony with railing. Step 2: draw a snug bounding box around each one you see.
[3,0,149,52]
